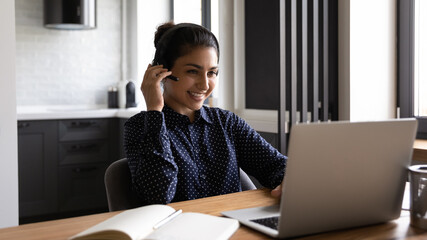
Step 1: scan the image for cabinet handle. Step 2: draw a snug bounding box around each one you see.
[73,167,97,173]
[69,143,97,152]
[70,121,98,128]
[18,122,30,129]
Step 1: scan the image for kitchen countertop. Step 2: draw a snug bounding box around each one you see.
[17,105,145,121]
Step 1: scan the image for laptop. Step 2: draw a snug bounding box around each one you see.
[222,118,418,239]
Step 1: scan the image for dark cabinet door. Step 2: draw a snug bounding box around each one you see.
[58,119,109,142]
[58,164,108,212]
[57,118,114,213]
[18,121,58,218]
[58,140,109,165]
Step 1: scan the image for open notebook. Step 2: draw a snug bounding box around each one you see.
[70,204,239,240]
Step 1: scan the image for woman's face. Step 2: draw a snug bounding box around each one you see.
[163,46,219,119]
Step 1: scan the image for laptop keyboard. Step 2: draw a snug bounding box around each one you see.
[250,216,279,230]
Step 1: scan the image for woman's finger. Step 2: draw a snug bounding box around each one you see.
[140,63,173,112]
[144,65,170,82]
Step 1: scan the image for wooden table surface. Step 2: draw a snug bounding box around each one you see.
[1,189,427,240]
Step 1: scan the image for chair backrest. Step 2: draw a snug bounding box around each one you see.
[239,168,257,191]
[104,158,257,211]
[104,158,141,211]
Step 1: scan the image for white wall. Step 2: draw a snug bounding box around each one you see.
[0,0,19,228]
[15,0,122,106]
[339,0,397,121]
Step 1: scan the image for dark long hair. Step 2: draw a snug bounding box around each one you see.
[152,22,220,70]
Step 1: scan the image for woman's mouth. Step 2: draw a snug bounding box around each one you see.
[188,91,206,100]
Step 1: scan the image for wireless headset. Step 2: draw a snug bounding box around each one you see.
[152,23,199,70]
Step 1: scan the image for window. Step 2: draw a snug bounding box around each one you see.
[172,0,218,34]
[414,0,427,118]
[398,0,427,138]
[173,0,202,25]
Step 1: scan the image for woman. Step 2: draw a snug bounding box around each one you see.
[124,22,286,205]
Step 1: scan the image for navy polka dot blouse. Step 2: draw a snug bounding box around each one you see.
[124,105,287,205]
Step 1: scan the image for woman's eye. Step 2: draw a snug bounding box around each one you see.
[187,69,198,74]
[208,71,218,77]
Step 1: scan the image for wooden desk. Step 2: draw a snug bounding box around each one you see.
[1,189,426,240]
[414,139,427,163]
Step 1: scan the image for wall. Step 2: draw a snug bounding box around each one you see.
[15,0,122,106]
[339,0,397,121]
[0,0,19,228]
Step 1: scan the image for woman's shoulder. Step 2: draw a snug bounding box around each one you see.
[126,110,165,125]
[203,105,234,116]
[124,111,145,130]
[202,106,243,123]
[126,111,146,122]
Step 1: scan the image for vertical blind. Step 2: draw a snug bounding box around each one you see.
[279,0,338,153]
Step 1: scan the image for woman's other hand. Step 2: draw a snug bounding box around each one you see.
[141,64,172,112]
[271,183,282,198]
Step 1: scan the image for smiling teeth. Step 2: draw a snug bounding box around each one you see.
[189,92,204,97]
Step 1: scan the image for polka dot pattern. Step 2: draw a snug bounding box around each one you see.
[124,105,287,205]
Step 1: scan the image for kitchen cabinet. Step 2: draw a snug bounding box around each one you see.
[57,119,115,213]
[18,121,58,218]
[18,118,120,222]
[58,163,108,212]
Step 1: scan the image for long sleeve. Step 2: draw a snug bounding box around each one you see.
[232,114,287,189]
[124,111,178,204]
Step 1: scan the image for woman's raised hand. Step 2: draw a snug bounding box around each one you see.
[141,64,172,112]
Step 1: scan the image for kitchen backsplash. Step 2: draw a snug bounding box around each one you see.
[15,0,122,106]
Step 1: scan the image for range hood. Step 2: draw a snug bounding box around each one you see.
[44,0,96,30]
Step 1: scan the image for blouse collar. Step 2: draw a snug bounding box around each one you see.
[163,105,213,125]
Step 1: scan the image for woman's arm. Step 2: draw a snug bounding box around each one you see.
[124,111,178,204]
[232,114,287,189]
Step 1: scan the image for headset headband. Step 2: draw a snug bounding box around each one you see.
[153,23,204,68]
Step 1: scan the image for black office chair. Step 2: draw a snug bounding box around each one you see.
[104,158,257,211]
[104,158,141,211]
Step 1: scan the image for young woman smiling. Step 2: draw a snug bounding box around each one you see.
[124,22,286,205]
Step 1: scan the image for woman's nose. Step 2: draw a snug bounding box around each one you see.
[197,74,209,90]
